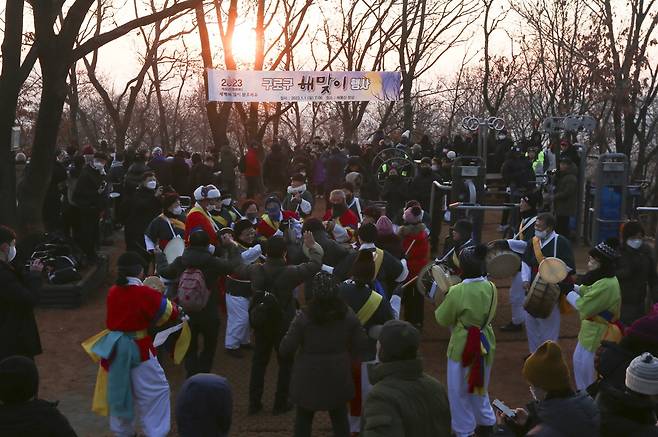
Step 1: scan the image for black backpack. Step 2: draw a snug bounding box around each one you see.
[249,267,286,329]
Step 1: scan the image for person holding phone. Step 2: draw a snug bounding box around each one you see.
[492,341,600,436]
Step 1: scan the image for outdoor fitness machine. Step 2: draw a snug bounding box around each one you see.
[586,153,629,244]
[461,115,505,172]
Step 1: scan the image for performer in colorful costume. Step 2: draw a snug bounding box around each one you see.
[256,196,300,240]
[435,244,497,437]
[323,189,359,244]
[144,192,185,252]
[82,251,189,437]
[521,213,575,353]
[566,239,622,390]
[185,184,221,247]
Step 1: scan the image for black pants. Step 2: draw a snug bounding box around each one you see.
[249,328,293,408]
[402,284,425,327]
[185,317,220,377]
[556,215,571,237]
[74,207,100,260]
[294,404,350,437]
[246,176,260,199]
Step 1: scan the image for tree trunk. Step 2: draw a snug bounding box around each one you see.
[152,62,171,152]
[402,77,413,131]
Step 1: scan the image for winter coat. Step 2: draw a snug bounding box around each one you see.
[399,223,430,278]
[526,391,600,437]
[617,243,658,325]
[263,151,289,193]
[0,261,42,361]
[0,399,77,437]
[560,146,581,168]
[596,383,658,437]
[280,308,368,411]
[501,157,535,191]
[148,156,172,186]
[408,168,437,211]
[376,234,404,259]
[71,165,108,209]
[176,373,232,437]
[170,157,191,196]
[361,359,451,437]
[189,163,217,191]
[338,280,394,360]
[381,175,408,219]
[553,160,578,216]
[243,148,261,177]
[123,161,150,195]
[325,151,348,190]
[121,188,162,248]
[157,245,241,322]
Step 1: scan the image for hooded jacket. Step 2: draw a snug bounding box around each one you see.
[175,374,232,437]
[617,243,658,325]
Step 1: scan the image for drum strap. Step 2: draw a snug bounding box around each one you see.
[190,206,220,232]
[373,248,384,280]
[515,216,537,240]
[532,234,558,264]
[357,290,383,325]
[262,214,279,233]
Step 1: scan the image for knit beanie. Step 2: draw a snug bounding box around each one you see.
[161,192,180,210]
[589,238,620,263]
[626,353,658,395]
[378,320,420,363]
[522,341,571,392]
[311,271,337,300]
[375,216,394,236]
[458,244,488,279]
[0,356,39,404]
[403,206,422,224]
[625,314,658,346]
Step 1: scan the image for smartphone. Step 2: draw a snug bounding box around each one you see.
[492,399,516,418]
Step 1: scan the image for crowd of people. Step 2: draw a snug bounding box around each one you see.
[1,130,657,437]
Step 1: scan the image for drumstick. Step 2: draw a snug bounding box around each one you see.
[405,240,416,256]
[402,275,418,289]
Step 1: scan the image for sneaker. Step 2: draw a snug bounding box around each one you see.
[225,348,244,358]
[500,322,523,332]
[248,402,263,415]
[272,402,293,415]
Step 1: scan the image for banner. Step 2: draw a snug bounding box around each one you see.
[207,70,401,102]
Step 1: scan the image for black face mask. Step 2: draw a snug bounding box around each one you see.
[332,203,346,217]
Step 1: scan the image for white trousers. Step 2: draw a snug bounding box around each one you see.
[447,359,496,437]
[525,304,560,353]
[573,342,596,391]
[510,272,526,325]
[349,360,375,433]
[109,356,171,437]
[224,294,251,349]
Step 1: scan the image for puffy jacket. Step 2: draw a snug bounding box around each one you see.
[362,359,451,437]
[617,243,658,325]
[530,391,600,436]
[596,383,658,437]
[553,160,578,216]
[0,399,77,437]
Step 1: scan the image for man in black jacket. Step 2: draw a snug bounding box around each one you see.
[0,226,43,362]
[157,230,241,377]
[72,152,109,261]
[121,171,163,260]
[239,233,323,416]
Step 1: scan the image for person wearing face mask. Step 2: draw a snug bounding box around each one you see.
[72,151,110,261]
[282,174,314,218]
[323,189,359,244]
[0,226,44,362]
[185,184,222,247]
[157,230,241,376]
[223,219,263,358]
[565,239,622,391]
[83,251,184,437]
[241,199,260,226]
[492,341,599,437]
[210,192,239,229]
[439,219,475,277]
[340,181,366,223]
[121,171,164,260]
[256,196,300,241]
[435,244,498,437]
[616,221,658,326]
[520,213,576,353]
[144,192,186,254]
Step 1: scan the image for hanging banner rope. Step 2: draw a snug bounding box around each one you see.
[207,69,401,102]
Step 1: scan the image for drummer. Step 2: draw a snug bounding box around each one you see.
[435,244,497,437]
[439,219,475,276]
[566,239,622,390]
[144,192,186,253]
[256,196,301,240]
[521,213,575,353]
[224,219,263,358]
[500,193,539,332]
[185,185,222,248]
[210,192,240,229]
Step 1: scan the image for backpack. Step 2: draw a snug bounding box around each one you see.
[249,267,286,329]
[176,268,210,312]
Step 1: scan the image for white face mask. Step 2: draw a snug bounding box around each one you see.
[145,180,157,190]
[205,203,217,212]
[588,258,600,271]
[535,230,547,240]
[207,244,215,254]
[171,206,183,216]
[7,245,16,263]
[221,198,232,206]
[627,239,643,250]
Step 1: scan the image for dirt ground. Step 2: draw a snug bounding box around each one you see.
[35,210,588,436]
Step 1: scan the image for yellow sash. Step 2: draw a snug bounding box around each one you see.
[160,214,185,231]
[531,237,545,263]
[189,205,219,231]
[357,291,383,325]
[262,214,279,233]
[373,248,384,279]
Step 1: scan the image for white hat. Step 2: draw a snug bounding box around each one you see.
[625,352,658,395]
[446,151,456,160]
[193,184,221,201]
[152,146,163,156]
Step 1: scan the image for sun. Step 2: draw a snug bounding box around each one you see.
[230,25,258,66]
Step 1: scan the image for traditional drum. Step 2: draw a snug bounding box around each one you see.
[486,240,521,278]
[524,275,560,318]
[164,236,185,264]
[416,262,461,305]
[143,276,165,293]
[538,257,568,284]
